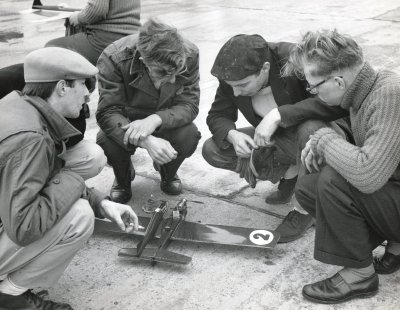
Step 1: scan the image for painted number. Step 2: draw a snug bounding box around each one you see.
[249,230,273,245]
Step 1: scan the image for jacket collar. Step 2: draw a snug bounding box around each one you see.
[340,62,378,111]
[128,49,186,106]
[24,93,81,141]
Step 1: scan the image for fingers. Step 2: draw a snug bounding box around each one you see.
[125,209,139,232]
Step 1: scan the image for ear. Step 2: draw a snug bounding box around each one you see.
[261,62,270,73]
[334,76,346,90]
[55,80,67,96]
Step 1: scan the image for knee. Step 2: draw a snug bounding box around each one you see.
[297,120,327,149]
[85,144,107,178]
[201,138,221,167]
[316,166,343,196]
[68,199,95,241]
[174,124,201,157]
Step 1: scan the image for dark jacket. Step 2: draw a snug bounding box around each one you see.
[96,34,200,151]
[0,91,106,246]
[207,42,348,149]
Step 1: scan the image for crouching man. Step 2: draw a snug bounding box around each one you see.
[202,34,348,242]
[96,18,201,203]
[286,29,400,303]
[0,47,139,310]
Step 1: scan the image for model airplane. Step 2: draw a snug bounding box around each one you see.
[94,198,280,265]
[32,0,81,12]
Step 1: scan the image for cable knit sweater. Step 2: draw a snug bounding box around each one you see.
[78,0,141,35]
[310,62,400,193]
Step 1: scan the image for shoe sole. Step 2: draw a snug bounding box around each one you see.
[302,288,378,304]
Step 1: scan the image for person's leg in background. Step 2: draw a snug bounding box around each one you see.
[155,123,201,195]
[96,130,136,204]
[0,199,94,309]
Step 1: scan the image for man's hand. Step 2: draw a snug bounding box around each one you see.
[122,115,162,146]
[301,139,323,173]
[68,12,80,26]
[227,130,258,158]
[139,135,177,165]
[254,108,281,147]
[99,200,140,233]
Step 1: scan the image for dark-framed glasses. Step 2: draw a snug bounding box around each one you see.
[306,76,343,94]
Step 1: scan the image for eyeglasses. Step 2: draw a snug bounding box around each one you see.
[306,76,342,94]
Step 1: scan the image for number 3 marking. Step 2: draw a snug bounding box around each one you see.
[249,230,273,245]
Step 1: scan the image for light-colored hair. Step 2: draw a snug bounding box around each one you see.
[137,18,189,72]
[283,29,364,78]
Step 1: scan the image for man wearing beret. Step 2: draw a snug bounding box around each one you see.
[0,47,139,310]
[202,34,349,242]
[96,19,201,203]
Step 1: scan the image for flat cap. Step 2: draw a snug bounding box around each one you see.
[211,34,269,81]
[24,47,98,83]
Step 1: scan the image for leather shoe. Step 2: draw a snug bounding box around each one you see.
[374,251,400,274]
[160,174,182,195]
[110,179,132,203]
[110,169,135,204]
[0,290,73,309]
[265,176,297,204]
[302,273,379,304]
[276,210,314,243]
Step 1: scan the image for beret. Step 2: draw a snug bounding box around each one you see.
[211,34,269,81]
[24,47,98,83]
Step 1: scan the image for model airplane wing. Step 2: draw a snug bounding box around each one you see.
[32,0,81,12]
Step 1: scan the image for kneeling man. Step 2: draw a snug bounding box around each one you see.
[288,29,400,304]
[0,47,139,309]
[202,34,348,242]
[96,18,201,203]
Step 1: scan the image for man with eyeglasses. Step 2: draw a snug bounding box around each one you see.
[202,34,349,242]
[96,18,201,203]
[286,29,400,304]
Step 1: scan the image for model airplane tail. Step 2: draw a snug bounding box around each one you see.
[32,0,80,12]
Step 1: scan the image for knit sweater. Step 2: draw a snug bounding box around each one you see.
[78,0,141,35]
[310,62,400,193]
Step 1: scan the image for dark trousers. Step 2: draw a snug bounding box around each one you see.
[295,165,400,268]
[202,120,331,183]
[97,123,201,184]
[45,29,125,66]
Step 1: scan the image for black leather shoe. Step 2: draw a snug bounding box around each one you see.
[110,169,135,204]
[0,290,73,310]
[110,179,132,203]
[265,176,297,204]
[302,273,379,304]
[374,251,400,274]
[160,174,182,195]
[276,210,314,243]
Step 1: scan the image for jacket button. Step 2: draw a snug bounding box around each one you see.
[53,179,60,184]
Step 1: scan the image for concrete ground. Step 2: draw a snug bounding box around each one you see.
[1,0,400,309]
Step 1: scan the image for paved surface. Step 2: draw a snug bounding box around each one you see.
[1,0,400,309]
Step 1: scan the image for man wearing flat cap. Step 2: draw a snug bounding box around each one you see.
[202,34,349,242]
[0,47,139,310]
[96,18,201,203]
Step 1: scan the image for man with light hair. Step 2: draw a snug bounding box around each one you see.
[0,47,139,310]
[96,18,201,203]
[285,29,400,304]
